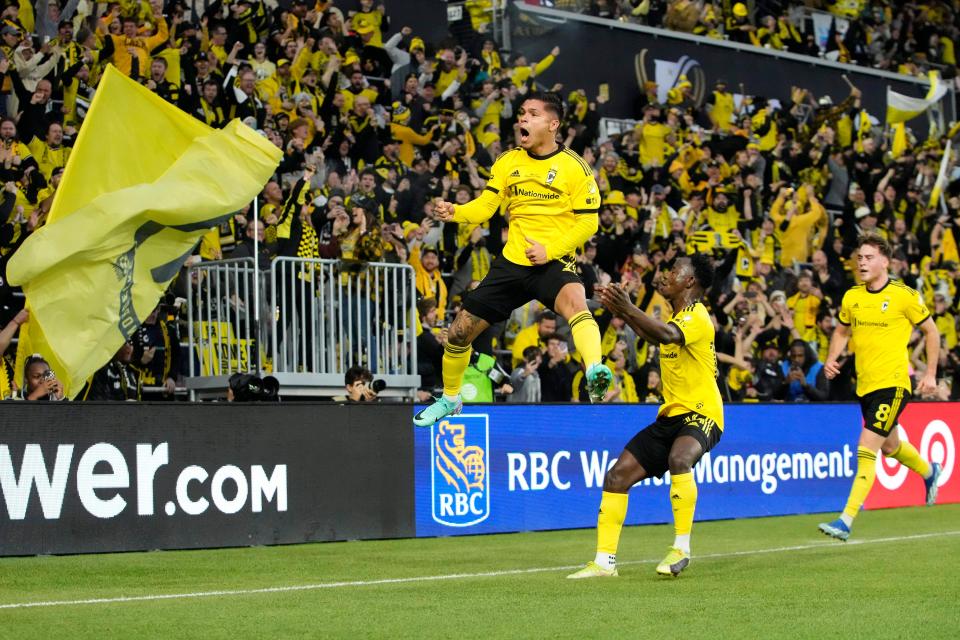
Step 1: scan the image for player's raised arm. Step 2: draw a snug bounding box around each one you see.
[596,283,682,345]
[439,154,510,224]
[435,185,503,224]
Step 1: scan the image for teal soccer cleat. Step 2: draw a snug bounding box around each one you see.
[413,395,463,428]
[925,462,942,506]
[585,363,613,403]
[818,518,851,541]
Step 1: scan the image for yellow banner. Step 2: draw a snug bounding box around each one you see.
[7,65,282,398]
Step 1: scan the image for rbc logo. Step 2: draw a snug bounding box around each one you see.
[431,415,490,526]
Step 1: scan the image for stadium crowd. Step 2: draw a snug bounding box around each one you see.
[0,0,958,403]
[565,0,957,77]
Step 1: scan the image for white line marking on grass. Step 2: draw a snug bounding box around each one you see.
[2,529,958,610]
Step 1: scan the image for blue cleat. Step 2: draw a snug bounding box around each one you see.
[818,518,851,541]
[413,395,463,428]
[924,462,942,506]
[585,363,613,403]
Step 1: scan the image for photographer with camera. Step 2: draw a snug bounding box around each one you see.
[22,354,64,401]
[343,365,385,402]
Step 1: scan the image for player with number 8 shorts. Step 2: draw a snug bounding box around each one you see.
[818,233,943,541]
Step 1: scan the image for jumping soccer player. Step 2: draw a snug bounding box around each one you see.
[568,254,722,579]
[413,91,612,426]
[819,233,942,541]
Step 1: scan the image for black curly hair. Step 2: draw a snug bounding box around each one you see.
[688,252,715,291]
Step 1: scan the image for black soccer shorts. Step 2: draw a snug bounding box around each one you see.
[859,386,910,436]
[462,255,583,324]
[625,412,722,479]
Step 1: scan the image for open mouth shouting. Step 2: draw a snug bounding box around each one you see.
[518,125,531,145]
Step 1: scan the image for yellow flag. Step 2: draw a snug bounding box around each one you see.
[886,71,947,124]
[7,65,282,398]
[928,140,953,210]
[891,122,908,158]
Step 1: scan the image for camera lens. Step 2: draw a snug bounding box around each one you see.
[371,379,387,393]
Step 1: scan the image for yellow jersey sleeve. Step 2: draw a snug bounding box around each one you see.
[485,149,513,196]
[670,303,710,346]
[838,289,853,325]
[570,165,601,214]
[900,285,931,325]
[453,150,512,224]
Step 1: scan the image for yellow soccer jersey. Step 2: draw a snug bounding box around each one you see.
[454,145,600,266]
[838,280,931,396]
[659,301,724,429]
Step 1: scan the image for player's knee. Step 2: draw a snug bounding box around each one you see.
[668,453,694,475]
[602,466,630,492]
[447,323,473,347]
[880,440,898,456]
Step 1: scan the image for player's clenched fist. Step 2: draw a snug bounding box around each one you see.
[823,359,841,379]
[434,200,456,221]
[524,236,548,265]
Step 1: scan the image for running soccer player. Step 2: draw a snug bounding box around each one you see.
[568,254,722,579]
[819,233,942,541]
[413,91,612,426]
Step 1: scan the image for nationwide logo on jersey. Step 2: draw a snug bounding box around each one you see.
[431,415,490,526]
[546,167,557,185]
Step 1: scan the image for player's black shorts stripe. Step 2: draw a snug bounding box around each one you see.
[485,186,499,195]
[572,208,599,214]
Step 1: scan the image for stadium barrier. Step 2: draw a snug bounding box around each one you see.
[1,403,955,555]
[186,258,420,399]
[0,403,415,556]
[509,2,954,126]
[414,402,959,536]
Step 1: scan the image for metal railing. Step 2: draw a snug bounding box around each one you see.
[186,258,268,397]
[186,257,420,399]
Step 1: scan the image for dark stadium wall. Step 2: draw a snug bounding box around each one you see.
[379,0,452,48]
[503,6,937,125]
[0,403,415,556]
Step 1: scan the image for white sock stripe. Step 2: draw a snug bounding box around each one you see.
[1,530,958,610]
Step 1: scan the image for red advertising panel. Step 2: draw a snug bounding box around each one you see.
[864,402,959,510]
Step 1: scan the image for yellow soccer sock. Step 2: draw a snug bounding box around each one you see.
[596,491,629,567]
[442,342,472,399]
[842,447,878,521]
[888,441,932,478]
[569,310,602,367]
[670,472,697,552]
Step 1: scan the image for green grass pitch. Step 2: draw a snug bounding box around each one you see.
[2,504,959,639]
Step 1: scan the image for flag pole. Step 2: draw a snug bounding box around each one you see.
[252,196,261,374]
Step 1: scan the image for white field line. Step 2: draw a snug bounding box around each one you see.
[1,529,958,610]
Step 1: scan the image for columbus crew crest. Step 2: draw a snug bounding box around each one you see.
[546,168,557,185]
